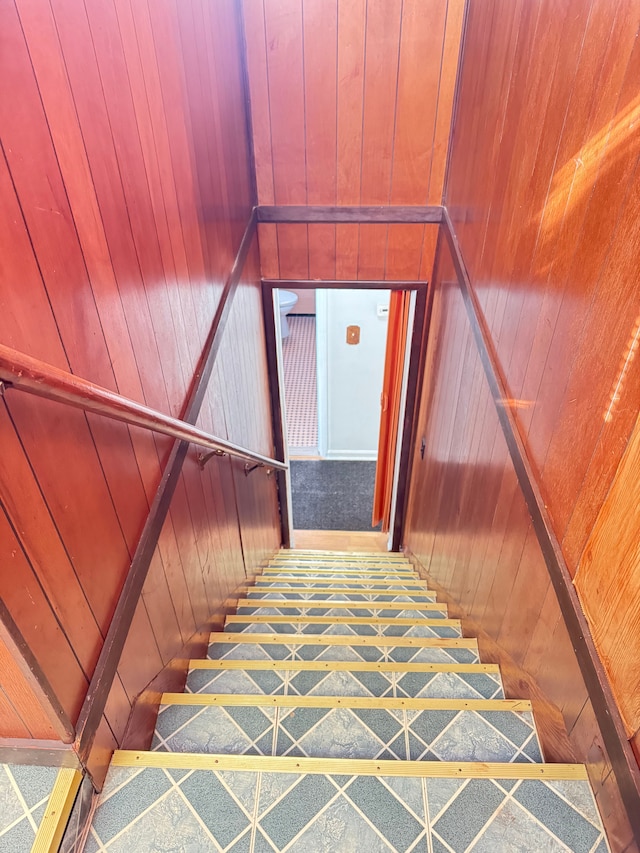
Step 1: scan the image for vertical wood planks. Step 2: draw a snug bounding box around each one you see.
[0,0,280,753]
[575,411,640,739]
[243,0,459,281]
[406,1,640,843]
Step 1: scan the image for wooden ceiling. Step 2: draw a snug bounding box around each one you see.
[242,0,464,281]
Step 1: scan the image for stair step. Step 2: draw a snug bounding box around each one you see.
[257,577,426,588]
[274,549,409,559]
[186,660,505,699]
[264,566,417,576]
[151,694,543,764]
[240,600,446,616]
[269,563,412,570]
[247,590,439,602]
[208,633,480,665]
[225,616,462,639]
[93,754,608,853]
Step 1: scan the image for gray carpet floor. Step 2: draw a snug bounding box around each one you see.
[291,460,381,531]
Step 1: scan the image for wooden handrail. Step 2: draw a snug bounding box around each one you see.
[0,343,286,472]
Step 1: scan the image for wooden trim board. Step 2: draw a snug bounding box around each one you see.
[263,279,426,291]
[261,283,290,548]
[0,740,80,769]
[31,768,82,853]
[271,553,409,561]
[257,577,423,587]
[111,751,587,780]
[209,633,476,649]
[159,693,530,712]
[256,205,444,224]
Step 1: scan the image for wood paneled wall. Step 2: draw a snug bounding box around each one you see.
[93,241,280,778]
[405,238,637,852]
[446,0,640,575]
[0,0,280,753]
[242,0,464,281]
[576,412,640,745]
[405,3,640,850]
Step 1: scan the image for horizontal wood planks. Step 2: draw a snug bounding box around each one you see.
[0,0,280,763]
[243,0,463,280]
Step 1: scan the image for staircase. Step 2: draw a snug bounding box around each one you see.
[84,550,611,852]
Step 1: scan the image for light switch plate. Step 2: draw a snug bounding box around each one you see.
[346,325,360,345]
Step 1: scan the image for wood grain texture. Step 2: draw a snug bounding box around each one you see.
[86,235,280,785]
[576,412,640,738]
[0,0,280,762]
[425,1,640,844]
[243,0,459,280]
[445,0,640,576]
[403,231,640,847]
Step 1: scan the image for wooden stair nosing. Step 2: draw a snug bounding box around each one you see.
[111,750,587,780]
[158,693,531,712]
[209,632,476,648]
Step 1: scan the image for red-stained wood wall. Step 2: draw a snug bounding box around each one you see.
[0,0,280,751]
[243,0,464,281]
[405,2,640,850]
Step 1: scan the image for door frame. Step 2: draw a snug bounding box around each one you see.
[261,278,430,551]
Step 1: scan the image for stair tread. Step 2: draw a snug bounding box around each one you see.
[244,596,445,607]
[88,548,612,853]
[254,575,428,592]
[208,634,480,666]
[185,662,505,699]
[152,694,543,764]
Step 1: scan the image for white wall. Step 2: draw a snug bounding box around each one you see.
[318,289,389,460]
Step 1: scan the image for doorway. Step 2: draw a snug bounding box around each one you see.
[270,284,420,546]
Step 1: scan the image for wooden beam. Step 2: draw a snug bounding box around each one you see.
[262,279,425,290]
[75,209,258,764]
[442,207,640,839]
[257,205,444,223]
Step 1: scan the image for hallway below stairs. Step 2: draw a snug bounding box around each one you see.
[84,550,611,853]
